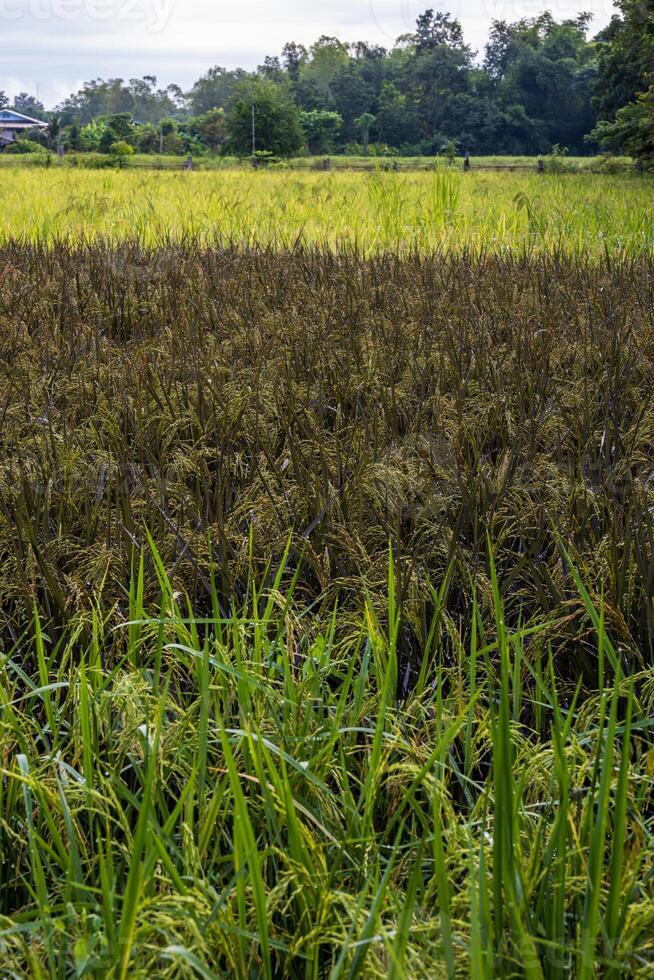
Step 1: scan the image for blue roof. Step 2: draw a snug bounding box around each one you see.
[0,109,47,126]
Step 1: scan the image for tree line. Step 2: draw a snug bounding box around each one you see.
[1,3,652,164]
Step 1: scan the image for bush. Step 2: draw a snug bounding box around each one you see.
[3,138,45,155]
[110,140,135,167]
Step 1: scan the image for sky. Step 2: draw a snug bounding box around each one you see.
[1,0,617,108]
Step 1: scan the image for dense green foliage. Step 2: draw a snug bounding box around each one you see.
[591,0,654,166]
[0,10,624,158]
[594,86,654,168]
[593,0,654,121]
[1,242,654,975]
[226,79,305,158]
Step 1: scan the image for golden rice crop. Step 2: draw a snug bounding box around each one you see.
[0,165,652,254]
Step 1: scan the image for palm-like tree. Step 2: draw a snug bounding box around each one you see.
[354,112,375,156]
[47,115,61,150]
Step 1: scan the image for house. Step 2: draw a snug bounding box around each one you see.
[0,109,48,148]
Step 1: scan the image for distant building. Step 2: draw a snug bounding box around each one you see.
[0,109,48,148]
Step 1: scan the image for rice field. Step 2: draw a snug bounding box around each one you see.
[1,172,654,976]
[0,166,652,253]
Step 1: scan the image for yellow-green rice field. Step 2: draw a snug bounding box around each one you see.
[1,165,652,253]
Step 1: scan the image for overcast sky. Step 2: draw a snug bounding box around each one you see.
[1,0,617,107]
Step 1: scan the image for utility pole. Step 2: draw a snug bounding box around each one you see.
[251,104,256,157]
[159,121,164,154]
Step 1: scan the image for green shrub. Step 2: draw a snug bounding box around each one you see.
[3,137,45,155]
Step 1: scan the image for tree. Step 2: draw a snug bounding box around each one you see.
[406,31,473,143]
[594,0,654,121]
[76,112,136,153]
[292,76,329,112]
[375,82,421,148]
[483,15,598,154]
[227,80,305,157]
[135,119,190,155]
[186,67,248,116]
[414,10,466,51]
[191,107,227,151]
[593,85,654,167]
[330,65,376,141]
[282,42,308,81]
[110,140,135,167]
[47,115,62,149]
[301,110,342,153]
[126,76,181,122]
[11,13,617,159]
[354,112,376,154]
[12,93,47,120]
[58,79,133,124]
[484,20,516,80]
[393,11,475,146]
[56,76,180,126]
[591,0,654,163]
[98,112,135,151]
[259,57,286,83]
[300,36,350,101]
[78,120,104,151]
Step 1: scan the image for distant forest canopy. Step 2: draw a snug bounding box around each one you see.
[1,3,652,162]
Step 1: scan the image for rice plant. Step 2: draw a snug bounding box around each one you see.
[0,168,651,253]
[0,542,653,976]
[1,237,654,975]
